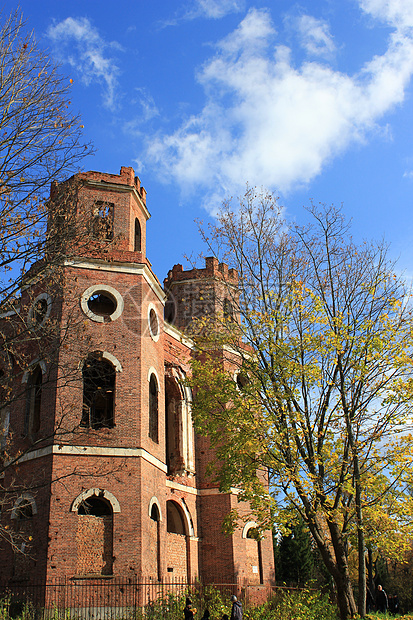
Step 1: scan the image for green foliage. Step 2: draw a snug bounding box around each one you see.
[244,588,338,620]
[274,519,315,585]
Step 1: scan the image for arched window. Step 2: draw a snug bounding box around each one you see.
[82,354,116,429]
[134,218,141,252]
[76,495,113,576]
[149,374,158,442]
[26,365,42,436]
[166,501,186,535]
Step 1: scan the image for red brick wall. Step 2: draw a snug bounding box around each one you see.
[166,532,187,579]
[76,515,113,576]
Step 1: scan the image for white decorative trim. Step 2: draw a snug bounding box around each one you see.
[101,351,122,372]
[80,285,124,323]
[28,292,52,326]
[65,259,165,304]
[148,303,160,342]
[242,521,259,539]
[165,479,241,497]
[71,488,121,513]
[13,444,168,473]
[149,496,163,521]
[22,360,47,383]
[164,323,194,348]
[11,493,37,519]
[147,367,160,387]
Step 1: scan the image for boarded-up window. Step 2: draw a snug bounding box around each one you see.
[76,496,113,576]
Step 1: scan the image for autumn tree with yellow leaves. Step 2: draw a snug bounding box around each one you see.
[189,188,413,620]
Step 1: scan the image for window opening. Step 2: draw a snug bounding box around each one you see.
[134,218,141,252]
[149,374,158,442]
[166,501,185,534]
[87,292,116,318]
[150,504,160,521]
[165,375,184,475]
[149,308,159,337]
[16,500,33,521]
[236,372,249,391]
[26,365,42,436]
[223,298,234,320]
[78,496,112,516]
[82,355,115,429]
[164,297,176,324]
[92,202,114,240]
[33,298,48,324]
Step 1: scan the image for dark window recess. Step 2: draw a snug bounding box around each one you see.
[81,355,115,429]
[150,504,160,522]
[149,308,158,336]
[166,501,185,534]
[17,500,33,520]
[134,218,141,252]
[223,298,234,320]
[164,298,176,324]
[92,202,114,241]
[25,365,42,436]
[78,496,112,516]
[236,372,249,390]
[149,374,158,442]
[87,293,116,317]
[33,298,48,324]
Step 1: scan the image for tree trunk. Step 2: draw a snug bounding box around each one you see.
[308,517,357,620]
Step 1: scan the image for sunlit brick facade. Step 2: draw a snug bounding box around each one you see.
[0,167,274,586]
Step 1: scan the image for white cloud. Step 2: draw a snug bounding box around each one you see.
[146,5,413,210]
[191,0,245,19]
[46,17,120,110]
[295,15,336,57]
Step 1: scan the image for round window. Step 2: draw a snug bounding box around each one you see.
[148,304,160,341]
[81,285,124,323]
[87,292,117,317]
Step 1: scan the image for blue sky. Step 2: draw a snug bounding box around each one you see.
[5,0,413,282]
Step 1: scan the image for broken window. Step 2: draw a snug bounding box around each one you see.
[92,201,114,241]
[134,218,141,252]
[25,365,42,436]
[149,374,158,442]
[81,354,115,429]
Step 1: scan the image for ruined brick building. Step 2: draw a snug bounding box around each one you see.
[0,167,274,585]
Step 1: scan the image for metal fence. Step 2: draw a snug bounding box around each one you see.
[0,577,275,619]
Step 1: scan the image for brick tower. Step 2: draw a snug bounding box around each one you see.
[0,167,274,587]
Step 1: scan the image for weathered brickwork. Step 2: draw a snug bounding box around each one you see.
[0,166,275,587]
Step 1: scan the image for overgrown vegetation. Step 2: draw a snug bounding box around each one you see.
[0,587,339,620]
